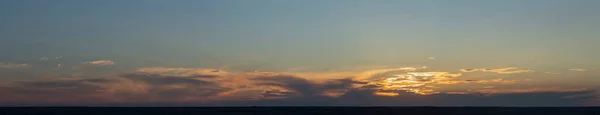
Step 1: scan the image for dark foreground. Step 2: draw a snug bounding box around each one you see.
[1,107,599,115]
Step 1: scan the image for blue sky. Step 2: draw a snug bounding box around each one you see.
[1,0,599,106]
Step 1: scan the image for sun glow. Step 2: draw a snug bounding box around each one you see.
[374,91,399,96]
[373,72,462,96]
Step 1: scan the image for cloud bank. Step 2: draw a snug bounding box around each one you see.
[0,66,596,106]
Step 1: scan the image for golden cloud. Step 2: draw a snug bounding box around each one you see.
[477,88,589,94]
[374,91,400,97]
[1,66,591,105]
[569,69,588,72]
[460,67,532,74]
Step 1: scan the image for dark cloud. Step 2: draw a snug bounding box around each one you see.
[252,76,317,96]
[209,89,596,106]
[12,78,116,89]
[0,79,113,104]
[352,81,370,84]
[252,76,357,97]
[0,72,597,106]
[119,73,216,86]
[189,74,219,78]
[461,69,476,72]
[79,78,115,83]
[0,73,232,105]
[215,76,598,106]
[261,90,297,98]
[116,73,231,98]
[322,79,356,90]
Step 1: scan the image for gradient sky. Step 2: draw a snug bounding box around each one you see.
[1,0,599,106]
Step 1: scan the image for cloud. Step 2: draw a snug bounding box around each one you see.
[0,63,30,69]
[136,67,227,76]
[84,60,115,66]
[0,66,596,106]
[460,67,532,74]
[136,66,426,81]
[477,88,591,94]
[117,73,232,100]
[0,78,117,104]
[351,66,427,80]
[252,76,357,97]
[0,74,232,104]
[569,69,587,72]
[545,72,561,74]
[484,86,495,89]
[119,73,218,86]
[40,56,63,61]
[473,78,517,84]
[428,57,435,60]
[373,72,463,95]
[261,89,296,98]
[210,88,596,107]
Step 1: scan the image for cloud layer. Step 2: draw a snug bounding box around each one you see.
[0,66,596,106]
[460,68,532,74]
[84,60,116,66]
[0,63,30,69]
[569,69,588,72]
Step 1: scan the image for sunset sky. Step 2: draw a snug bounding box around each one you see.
[1,0,599,106]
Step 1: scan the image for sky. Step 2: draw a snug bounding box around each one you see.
[0,0,599,106]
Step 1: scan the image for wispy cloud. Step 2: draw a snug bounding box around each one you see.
[374,72,463,95]
[569,69,588,72]
[477,88,590,94]
[0,63,30,68]
[460,67,532,74]
[428,57,435,60]
[84,60,115,66]
[474,78,517,84]
[136,67,226,76]
[40,56,63,61]
[370,72,522,95]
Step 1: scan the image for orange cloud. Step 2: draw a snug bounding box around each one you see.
[477,88,589,94]
[374,91,400,96]
[0,66,594,105]
[475,78,517,84]
[460,67,532,74]
[84,60,115,66]
[569,69,588,72]
[484,86,495,89]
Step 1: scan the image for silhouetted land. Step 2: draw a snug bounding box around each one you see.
[1,107,599,115]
